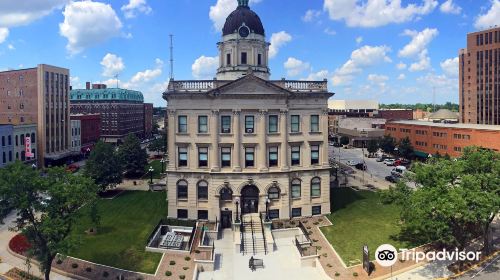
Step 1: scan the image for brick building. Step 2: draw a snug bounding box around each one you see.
[0,65,72,167]
[144,103,153,138]
[385,120,500,158]
[70,83,145,143]
[70,114,100,151]
[376,109,413,120]
[459,27,500,125]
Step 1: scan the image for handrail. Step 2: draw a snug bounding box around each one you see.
[260,215,268,255]
[240,221,245,255]
[250,218,256,255]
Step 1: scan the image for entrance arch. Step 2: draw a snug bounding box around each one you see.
[241,185,259,214]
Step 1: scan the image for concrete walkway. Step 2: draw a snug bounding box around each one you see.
[0,212,72,280]
[198,229,329,280]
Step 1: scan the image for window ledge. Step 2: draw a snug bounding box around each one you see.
[291,197,302,200]
[177,198,188,202]
[244,133,256,136]
[219,133,234,137]
[267,132,280,136]
[311,196,321,199]
[290,132,302,135]
[309,131,322,135]
[176,133,190,136]
[197,199,209,202]
[197,133,210,136]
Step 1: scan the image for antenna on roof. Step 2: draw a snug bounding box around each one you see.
[169,34,174,80]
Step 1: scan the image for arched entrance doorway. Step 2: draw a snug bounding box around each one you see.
[241,185,259,214]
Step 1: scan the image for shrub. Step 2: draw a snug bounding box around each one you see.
[302,220,308,224]
[184,256,191,261]
[316,246,322,250]
[322,253,327,257]
[179,275,185,280]
[318,218,323,222]
[9,234,32,255]
[335,272,340,276]
[165,271,172,277]
[56,259,63,265]
[194,250,200,254]
[313,222,319,225]
[71,263,78,269]
[85,267,92,272]
[183,267,189,270]
[353,272,358,277]
[306,226,311,229]
[169,261,176,265]
[103,271,109,278]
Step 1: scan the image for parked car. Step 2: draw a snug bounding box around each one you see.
[384,159,396,166]
[391,166,407,177]
[346,160,358,166]
[385,175,400,183]
[395,158,411,166]
[355,163,367,170]
[376,155,391,162]
[329,142,335,146]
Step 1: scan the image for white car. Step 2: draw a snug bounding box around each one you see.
[346,160,358,166]
[384,159,396,166]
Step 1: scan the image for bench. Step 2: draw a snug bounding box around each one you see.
[249,256,264,271]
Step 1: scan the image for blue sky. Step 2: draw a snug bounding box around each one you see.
[1,0,499,106]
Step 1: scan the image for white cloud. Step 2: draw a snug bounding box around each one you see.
[129,59,163,84]
[305,70,330,81]
[368,74,388,83]
[209,0,262,31]
[269,31,292,58]
[398,28,439,58]
[0,0,68,27]
[355,36,363,44]
[192,56,219,79]
[121,0,152,19]
[324,28,336,35]
[59,0,123,54]
[100,53,125,78]
[440,57,458,77]
[440,0,462,15]
[474,0,500,30]
[302,9,321,22]
[396,62,407,70]
[332,45,392,86]
[397,73,406,80]
[409,50,431,72]
[7,44,14,50]
[323,0,438,28]
[0,28,8,44]
[284,57,311,77]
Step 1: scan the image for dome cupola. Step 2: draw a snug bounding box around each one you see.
[222,0,265,36]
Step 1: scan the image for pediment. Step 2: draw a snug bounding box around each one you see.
[211,74,289,96]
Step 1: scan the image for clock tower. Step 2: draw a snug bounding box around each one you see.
[216,0,270,80]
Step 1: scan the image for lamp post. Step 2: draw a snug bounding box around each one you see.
[148,166,154,184]
[235,197,240,223]
[160,158,166,174]
[265,195,270,221]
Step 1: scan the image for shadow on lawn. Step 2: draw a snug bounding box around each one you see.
[330,187,367,212]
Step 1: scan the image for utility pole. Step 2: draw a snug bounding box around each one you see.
[169,34,174,80]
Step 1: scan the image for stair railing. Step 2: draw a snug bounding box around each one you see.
[240,221,245,255]
[260,214,268,255]
[250,218,256,255]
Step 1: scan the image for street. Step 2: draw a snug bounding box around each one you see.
[329,146,395,180]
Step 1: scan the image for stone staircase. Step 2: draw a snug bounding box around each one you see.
[241,213,267,255]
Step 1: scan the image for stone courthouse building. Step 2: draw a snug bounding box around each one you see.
[164,0,333,226]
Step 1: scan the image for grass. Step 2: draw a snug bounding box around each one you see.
[321,188,413,266]
[69,191,167,274]
[144,160,163,179]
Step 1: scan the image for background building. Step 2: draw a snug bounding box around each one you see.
[459,27,500,125]
[70,114,101,154]
[144,103,153,138]
[13,124,37,164]
[70,83,145,143]
[385,120,500,158]
[375,109,413,121]
[71,119,81,154]
[328,99,378,114]
[330,116,386,147]
[0,65,72,167]
[0,125,14,168]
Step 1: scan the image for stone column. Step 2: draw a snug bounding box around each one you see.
[280,109,289,171]
[167,109,176,170]
[211,110,220,172]
[322,109,330,167]
[233,110,242,172]
[258,109,268,172]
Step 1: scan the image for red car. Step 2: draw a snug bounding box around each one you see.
[65,164,80,173]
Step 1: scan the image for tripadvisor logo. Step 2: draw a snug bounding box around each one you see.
[374,244,482,266]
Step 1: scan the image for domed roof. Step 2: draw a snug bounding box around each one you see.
[222,5,265,36]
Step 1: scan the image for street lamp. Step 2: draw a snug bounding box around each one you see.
[148,166,154,184]
[235,197,240,223]
[265,196,271,222]
[160,158,166,174]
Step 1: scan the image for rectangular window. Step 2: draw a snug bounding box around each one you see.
[1,136,4,146]
[291,115,300,132]
[221,147,231,167]
[245,116,254,133]
[311,145,319,165]
[178,147,188,167]
[310,115,319,132]
[241,52,247,64]
[178,115,187,133]
[268,115,278,133]
[198,184,208,200]
[177,209,188,219]
[292,208,302,218]
[226,53,231,66]
[291,146,300,166]
[245,147,255,167]
[198,147,208,168]
[269,146,278,167]
[312,206,321,216]
[257,54,262,65]
[198,116,208,133]
[221,116,231,133]
[198,210,208,220]
[268,209,279,219]
[7,135,11,146]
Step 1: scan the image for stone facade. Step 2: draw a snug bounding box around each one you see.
[0,125,14,168]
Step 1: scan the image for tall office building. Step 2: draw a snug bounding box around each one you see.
[459,27,500,125]
[0,65,72,167]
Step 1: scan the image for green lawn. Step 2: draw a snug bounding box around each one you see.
[69,191,167,273]
[144,160,163,179]
[321,188,413,266]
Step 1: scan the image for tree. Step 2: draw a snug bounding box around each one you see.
[339,136,350,146]
[379,135,396,154]
[389,147,499,259]
[397,137,414,159]
[366,139,379,156]
[84,141,123,192]
[117,133,148,177]
[152,122,160,135]
[148,134,166,155]
[0,162,98,280]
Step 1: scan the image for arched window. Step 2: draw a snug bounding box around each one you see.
[268,186,280,200]
[177,180,188,200]
[311,177,321,197]
[291,179,301,198]
[197,181,208,200]
[220,187,233,201]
